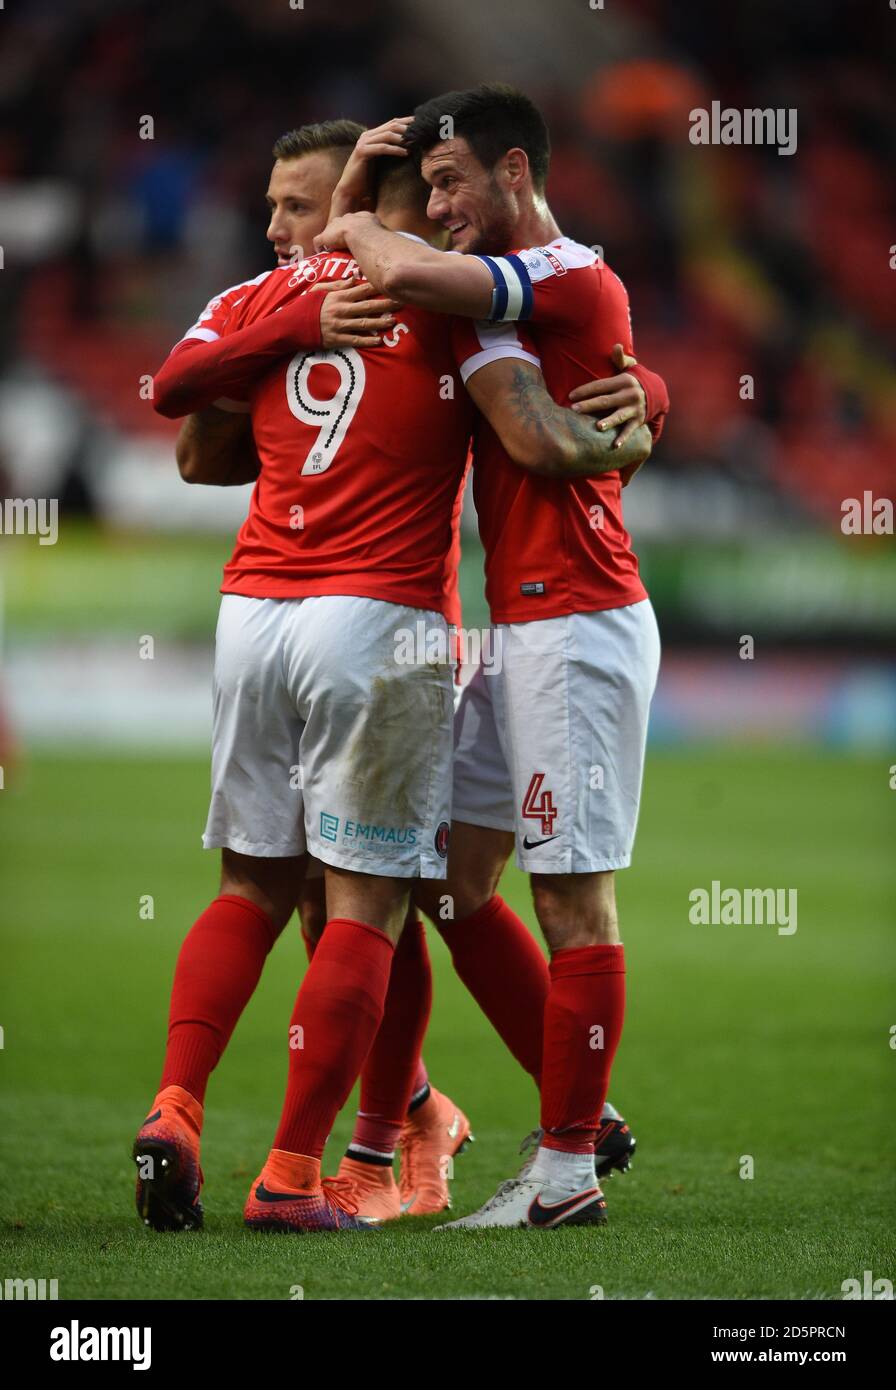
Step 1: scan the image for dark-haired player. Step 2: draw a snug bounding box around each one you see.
[317,83,668,1229]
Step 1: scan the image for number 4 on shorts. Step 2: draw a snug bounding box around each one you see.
[522,772,557,836]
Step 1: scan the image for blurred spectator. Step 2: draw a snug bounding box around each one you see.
[0,0,892,527]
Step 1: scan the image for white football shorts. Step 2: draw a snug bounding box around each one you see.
[451,599,661,873]
[203,593,454,877]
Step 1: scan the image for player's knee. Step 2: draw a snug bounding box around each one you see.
[295,871,327,945]
[416,874,496,929]
[531,871,618,950]
[451,878,501,923]
[220,849,297,935]
[418,821,511,926]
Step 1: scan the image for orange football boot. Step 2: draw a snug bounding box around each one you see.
[133,1084,204,1231]
[398,1088,473,1215]
[326,1155,402,1223]
[244,1150,375,1233]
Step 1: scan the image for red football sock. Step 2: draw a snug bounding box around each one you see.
[540,944,626,1153]
[349,918,432,1157]
[409,1058,429,1106]
[273,919,394,1160]
[160,894,280,1107]
[437,895,548,1084]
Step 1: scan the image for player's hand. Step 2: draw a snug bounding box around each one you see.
[314,210,380,254]
[328,118,413,218]
[568,343,647,447]
[618,432,652,488]
[310,278,399,349]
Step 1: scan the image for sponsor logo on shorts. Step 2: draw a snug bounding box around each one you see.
[320,812,419,850]
[435,821,450,858]
[344,820,418,846]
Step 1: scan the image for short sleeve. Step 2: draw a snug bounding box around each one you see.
[472,240,602,331]
[176,270,272,347]
[449,315,542,385]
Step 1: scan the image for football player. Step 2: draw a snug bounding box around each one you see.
[138,122,478,1226]
[316,83,668,1229]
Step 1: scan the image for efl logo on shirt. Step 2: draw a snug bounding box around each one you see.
[543,250,566,277]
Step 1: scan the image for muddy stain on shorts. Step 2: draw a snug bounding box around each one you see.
[342,660,451,828]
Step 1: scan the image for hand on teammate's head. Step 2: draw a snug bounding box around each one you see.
[328,118,413,221]
[313,210,377,254]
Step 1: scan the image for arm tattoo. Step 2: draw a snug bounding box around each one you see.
[508,364,624,476]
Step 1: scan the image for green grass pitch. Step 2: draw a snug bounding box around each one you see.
[1,745,893,1300]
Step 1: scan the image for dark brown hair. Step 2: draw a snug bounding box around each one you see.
[405,84,550,191]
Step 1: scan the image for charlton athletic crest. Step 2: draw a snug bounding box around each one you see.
[435,821,450,858]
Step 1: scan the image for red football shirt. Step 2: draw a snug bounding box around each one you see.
[176,271,277,411]
[217,250,474,614]
[452,237,651,624]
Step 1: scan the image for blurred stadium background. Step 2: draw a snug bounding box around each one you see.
[0,0,893,750]
[0,0,894,1300]
[1,0,894,750]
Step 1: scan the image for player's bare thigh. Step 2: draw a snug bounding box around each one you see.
[295,861,327,945]
[530,869,619,952]
[220,848,307,934]
[415,820,515,925]
[297,859,422,947]
[325,864,410,943]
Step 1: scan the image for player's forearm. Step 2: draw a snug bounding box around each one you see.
[341,217,492,317]
[541,417,652,479]
[176,408,260,486]
[341,218,441,300]
[504,363,651,479]
[153,294,324,419]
